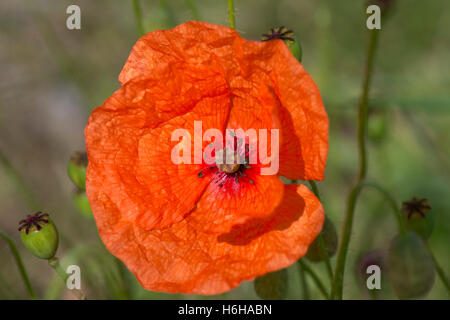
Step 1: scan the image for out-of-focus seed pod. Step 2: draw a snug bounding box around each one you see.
[254,269,288,300]
[402,197,434,239]
[368,0,395,15]
[355,250,385,297]
[67,151,88,190]
[73,190,93,219]
[261,26,302,62]
[306,215,338,262]
[387,232,435,299]
[18,212,59,260]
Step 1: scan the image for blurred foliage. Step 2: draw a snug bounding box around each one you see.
[0,0,449,299]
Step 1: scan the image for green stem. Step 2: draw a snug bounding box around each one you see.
[308,180,320,199]
[298,261,310,300]
[426,242,450,295]
[308,181,334,283]
[227,0,236,29]
[0,231,36,299]
[331,28,380,300]
[185,0,200,20]
[297,260,328,299]
[0,149,41,210]
[361,181,406,235]
[160,0,177,28]
[357,29,379,180]
[331,183,363,300]
[132,0,145,36]
[330,180,405,299]
[48,256,86,300]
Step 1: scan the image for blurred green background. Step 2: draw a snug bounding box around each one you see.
[0,0,449,299]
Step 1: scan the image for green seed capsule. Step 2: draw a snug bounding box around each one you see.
[73,190,93,219]
[306,215,338,262]
[67,151,88,190]
[254,269,288,300]
[261,26,302,62]
[18,212,59,260]
[387,232,435,300]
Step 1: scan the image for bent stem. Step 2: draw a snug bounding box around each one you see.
[308,180,334,283]
[357,29,379,181]
[227,0,236,29]
[48,256,86,300]
[297,260,328,299]
[330,28,380,300]
[132,0,145,36]
[362,181,406,235]
[0,231,36,299]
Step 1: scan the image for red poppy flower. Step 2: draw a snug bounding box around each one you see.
[85,21,328,294]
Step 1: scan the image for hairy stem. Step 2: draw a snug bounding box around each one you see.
[227,0,236,29]
[48,256,86,300]
[357,29,379,181]
[132,0,145,36]
[331,26,380,301]
[0,231,36,299]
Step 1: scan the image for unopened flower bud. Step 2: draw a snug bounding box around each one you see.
[67,151,88,190]
[254,269,288,300]
[402,197,434,239]
[306,215,338,262]
[387,232,435,299]
[18,212,59,260]
[262,26,302,62]
[73,189,93,219]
